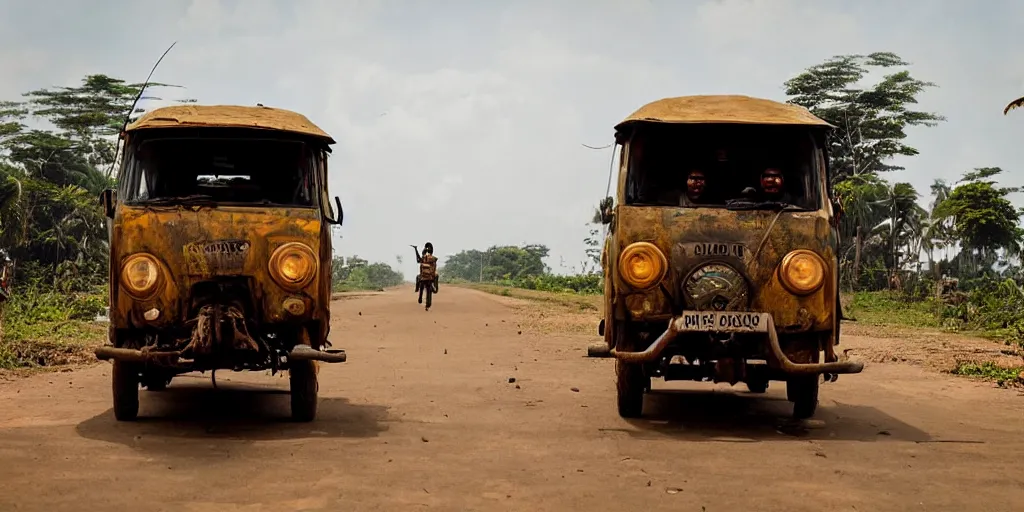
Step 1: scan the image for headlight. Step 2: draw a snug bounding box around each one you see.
[269,242,317,290]
[120,253,161,298]
[618,242,667,290]
[779,250,826,295]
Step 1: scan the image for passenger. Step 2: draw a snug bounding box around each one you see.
[685,169,707,204]
[760,167,793,203]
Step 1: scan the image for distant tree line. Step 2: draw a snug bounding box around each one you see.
[331,255,404,291]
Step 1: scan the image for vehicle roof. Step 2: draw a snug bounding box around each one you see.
[615,95,833,130]
[125,104,336,144]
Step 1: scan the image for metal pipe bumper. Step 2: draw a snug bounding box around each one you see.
[287,345,347,363]
[610,312,864,376]
[95,346,182,364]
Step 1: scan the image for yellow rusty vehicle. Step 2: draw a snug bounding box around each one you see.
[95,104,347,422]
[598,95,863,420]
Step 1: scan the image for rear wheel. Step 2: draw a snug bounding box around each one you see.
[112,361,140,421]
[289,360,318,422]
[425,286,433,310]
[616,359,648,418]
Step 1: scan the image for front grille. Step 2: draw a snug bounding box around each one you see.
[187,277,256,320]
[682,262,750,311]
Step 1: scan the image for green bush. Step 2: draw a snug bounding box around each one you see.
[942,278,1024,347]
[0,285,108,369]
[497,273,602,295]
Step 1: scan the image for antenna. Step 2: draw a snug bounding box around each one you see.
[106,41,178,179]
[121,41,177,132]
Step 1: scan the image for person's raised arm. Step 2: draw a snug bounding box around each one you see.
[410,245,423,263]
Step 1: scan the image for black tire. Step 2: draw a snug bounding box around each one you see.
[615,359,648,418]
[425,287,432,310]
[289,359,318,422]
[787,375,820,419]
[432,278,439,294]
[745,379,769,393]
[112,361,140,421]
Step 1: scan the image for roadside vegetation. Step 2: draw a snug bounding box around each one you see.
[331,255,404,292]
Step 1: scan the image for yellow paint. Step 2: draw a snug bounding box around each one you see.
[606,205,838,334]
[108,205,326,329]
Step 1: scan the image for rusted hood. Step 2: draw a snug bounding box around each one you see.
[616,206,835,284]
[113,205,322,279]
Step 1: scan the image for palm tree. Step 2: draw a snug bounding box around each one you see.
[835,173,887,288]
[921,179,953,277]
[1004,96,1024,115]
[0,167,24,252]
[872,182,925,287]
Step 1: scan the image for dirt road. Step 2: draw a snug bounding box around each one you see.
[0,287,1021,511]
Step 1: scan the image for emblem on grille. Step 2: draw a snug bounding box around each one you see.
[184,240,251,275]
[683,263,750,311]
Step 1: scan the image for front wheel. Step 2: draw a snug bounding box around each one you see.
[424,286,433,310]
[745,379,769,393]
[788,375,820,419]
[615,360,648,418]
[112,361,140,421]
[289,360,318,422]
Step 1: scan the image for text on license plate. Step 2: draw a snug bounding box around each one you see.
[674,311,770,333]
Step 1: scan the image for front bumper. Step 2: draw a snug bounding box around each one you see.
[94,345,348,365]
[611,311,863,376]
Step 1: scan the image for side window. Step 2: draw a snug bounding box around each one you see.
[319,150,333,218]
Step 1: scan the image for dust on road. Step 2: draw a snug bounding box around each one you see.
[0,287,1021,511]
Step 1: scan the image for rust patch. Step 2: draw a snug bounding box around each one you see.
[610,205,836,331]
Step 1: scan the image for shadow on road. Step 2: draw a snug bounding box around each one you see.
[75,378,390,452]
[608,388,932,443]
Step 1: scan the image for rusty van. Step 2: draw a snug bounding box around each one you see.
[598,95,863,420]
[95,105,346,422]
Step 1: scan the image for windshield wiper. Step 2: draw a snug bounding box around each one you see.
[140,194,218,206]
[725,199,804,211]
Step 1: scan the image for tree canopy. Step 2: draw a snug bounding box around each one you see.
[441,244,551,282]
[0,74,186,291]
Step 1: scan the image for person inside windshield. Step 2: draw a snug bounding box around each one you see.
[412,242,439,303]
[760,167,793,203]
[685,169,707,204]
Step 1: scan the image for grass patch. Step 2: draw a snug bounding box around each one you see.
[460,283,601,336]
[846,291,941,329]
[951,361,1024,387]
[0,288,107,370]
[466,283,600,312]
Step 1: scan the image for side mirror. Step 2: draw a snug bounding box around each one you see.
[600,206,615,225]
[328,196,344,226]
[99,189,116,219]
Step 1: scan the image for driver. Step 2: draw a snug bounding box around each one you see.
[760,167,793,203]
[411,242,439,304]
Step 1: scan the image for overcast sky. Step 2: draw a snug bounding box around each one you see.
[2,0,1023,278]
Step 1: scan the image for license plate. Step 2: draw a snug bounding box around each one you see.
[184,240,250,275]
[673,311,770,333]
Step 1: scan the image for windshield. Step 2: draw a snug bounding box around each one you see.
[624,124,824,210]
[120,130,323,207]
